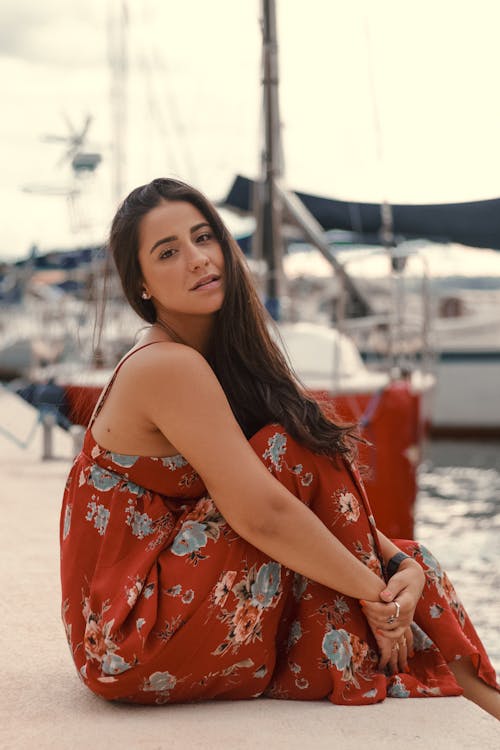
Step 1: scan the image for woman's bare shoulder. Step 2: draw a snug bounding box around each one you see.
[120,341,213,386]
[91,342,216,453]
[113,342,221,418]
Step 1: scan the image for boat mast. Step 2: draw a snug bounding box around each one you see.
[92,0,129,366]
[256,0,373,319]
[255,0,284,320]
[108,0,129,206]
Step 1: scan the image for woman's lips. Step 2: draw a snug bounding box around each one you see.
[190,276,221,291]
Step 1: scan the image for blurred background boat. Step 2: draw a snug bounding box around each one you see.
[224,173,500,438]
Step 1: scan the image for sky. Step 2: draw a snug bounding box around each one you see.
[1,0,500,261]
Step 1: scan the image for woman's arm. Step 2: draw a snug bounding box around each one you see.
[356,530,425,672]
[360,527,426,670]
[131,344,387,601]
[376,529,425,604]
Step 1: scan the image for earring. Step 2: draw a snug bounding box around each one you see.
[141,291,151,300]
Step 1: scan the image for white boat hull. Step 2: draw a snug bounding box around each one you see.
[429,350,500,436]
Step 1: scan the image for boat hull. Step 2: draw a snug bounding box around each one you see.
[428,350,500,438]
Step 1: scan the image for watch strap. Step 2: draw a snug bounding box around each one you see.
[386,551,411,579]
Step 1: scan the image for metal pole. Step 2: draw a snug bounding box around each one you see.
[260,0,284,320]
[274,181,373,317]
[41,411,56,461]
[256,0,372,320]
[93,0,129,365]
[108,0,128,207]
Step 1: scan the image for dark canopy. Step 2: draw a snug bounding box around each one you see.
[223,175,500,251]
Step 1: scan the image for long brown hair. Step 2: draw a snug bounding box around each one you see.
[109,177,355,459]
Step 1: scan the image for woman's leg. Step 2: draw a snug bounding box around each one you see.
[250,427,500,708]
[249,425,390,704]
[393,539,499,718]
[448,658,500,720]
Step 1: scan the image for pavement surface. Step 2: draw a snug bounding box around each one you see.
[1,388,499,749]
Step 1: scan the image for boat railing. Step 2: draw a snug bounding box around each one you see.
[330,243,437,380]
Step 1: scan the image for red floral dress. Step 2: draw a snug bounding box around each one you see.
[59,346,499,705]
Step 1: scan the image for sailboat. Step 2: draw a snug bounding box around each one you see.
[215,0,434,539]
[225,1,500,440]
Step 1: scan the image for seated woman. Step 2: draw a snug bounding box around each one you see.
[60,178,499,718]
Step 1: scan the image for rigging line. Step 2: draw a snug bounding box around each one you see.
[140,52,183,175]
[363,15,389,205]
[131,1,180,177]
[133,0,197,184]
[127,1,176,174]
[150,47,199,184]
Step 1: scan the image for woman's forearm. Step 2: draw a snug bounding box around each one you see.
[233,491,387,601]
[376,529,405,565]
[376,529,421,575]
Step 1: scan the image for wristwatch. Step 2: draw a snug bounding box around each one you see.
[386,551,411,579]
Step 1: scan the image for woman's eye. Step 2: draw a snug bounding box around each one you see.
[159,248,176,259]
[197,232,212,242]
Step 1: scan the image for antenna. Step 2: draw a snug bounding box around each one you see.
[21,113,103,232]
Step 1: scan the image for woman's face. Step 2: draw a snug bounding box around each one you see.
[138,200,225,321]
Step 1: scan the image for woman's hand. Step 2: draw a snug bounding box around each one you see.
[373,626,415,673]
[360,559,425,669]
[361,559,425,637]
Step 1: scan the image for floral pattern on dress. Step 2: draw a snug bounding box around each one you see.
[262,431,314,486]
[316,596,352,628]
[142,670,178,704]
[125,503,154,539]
[88,465,121,492]
[107,452,138,468]
[212,561,283,656]
[352,533,384,577]
[62,503,72,540]
[159,454,188,470]
[85,500,110,536]
[59,419,499,705]
[212,571,238,607]
[124,575,144,608]
[292,573,311,602]
[170,498,226,565]
[387,675,411,698]
[331,488,361,526]
[321,628,377,695]
[413,543,467,628]
[81,597,134,683]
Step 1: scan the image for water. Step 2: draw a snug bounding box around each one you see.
[415,440,500,679]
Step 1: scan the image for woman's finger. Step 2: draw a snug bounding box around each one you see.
[405,626,415,659]
[376,635,393,670]
[361,597,410,625]
[388,641,399,674]
[376,624,406,640]
[398,634,409,673]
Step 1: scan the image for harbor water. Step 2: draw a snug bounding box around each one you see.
[416,440,500,680]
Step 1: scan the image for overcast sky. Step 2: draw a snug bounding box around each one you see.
[1,0,500,260]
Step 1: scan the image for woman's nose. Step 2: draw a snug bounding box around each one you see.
[187,248,210,271]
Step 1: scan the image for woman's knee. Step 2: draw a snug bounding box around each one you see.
[249,424,318,499]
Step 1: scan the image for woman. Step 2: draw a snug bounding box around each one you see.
[60,178,499,716]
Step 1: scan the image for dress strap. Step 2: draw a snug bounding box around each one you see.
[344,458,387,580]
[88,340,166,429]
